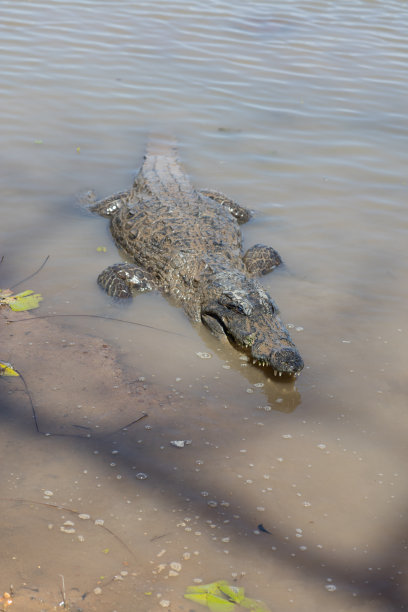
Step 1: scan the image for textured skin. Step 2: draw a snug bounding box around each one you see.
[90,140,303,376]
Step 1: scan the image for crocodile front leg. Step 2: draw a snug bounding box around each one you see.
[97,263,155,298]
[199,189,252,224]
[243,244,282,276]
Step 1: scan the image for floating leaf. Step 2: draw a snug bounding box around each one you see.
[240,597,270,612]
[96,246,107,252]
[218,584,245,603]
[184,581,271,612]
[0,360,20,376]
[0,289,43,311]
[184,593,235,611]
[185,581,229,596]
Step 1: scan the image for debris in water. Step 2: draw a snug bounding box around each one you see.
[0,288,43,311]
[170,561,181,572]
[170,440,192,448]
[135,472,148,480]
[0,591,13,610]
[0,361,19,377]
[184,580,271,611]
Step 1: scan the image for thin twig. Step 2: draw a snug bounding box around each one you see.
[0,497,136,560]
[9,255,50,290]
[117,413,148,431]
[7,313,184,336]
[6,362,148,437]
[12,366,40,433]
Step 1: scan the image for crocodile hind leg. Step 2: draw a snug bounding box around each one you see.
[97,263,155,298]
[243,244,282,276]
[88,190,132,218]
[199,189,252,224]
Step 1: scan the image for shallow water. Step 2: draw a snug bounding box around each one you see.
[1,0,408,610]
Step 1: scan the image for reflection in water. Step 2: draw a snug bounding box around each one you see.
[196,323,302,413]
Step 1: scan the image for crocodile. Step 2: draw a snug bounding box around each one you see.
[89,139,304,376]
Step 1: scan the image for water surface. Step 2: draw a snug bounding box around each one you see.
[1,1,408,610]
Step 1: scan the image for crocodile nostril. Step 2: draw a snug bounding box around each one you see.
[269,347,304,374]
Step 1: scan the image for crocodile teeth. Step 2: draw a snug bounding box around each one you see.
[274,370,278,377]
[279,372,282,377]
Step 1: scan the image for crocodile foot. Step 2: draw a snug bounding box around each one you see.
[243,244,282,276]
[199,190,252,224]
[97,263,155,298]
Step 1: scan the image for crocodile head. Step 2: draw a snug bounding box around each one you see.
[200,273,304,377]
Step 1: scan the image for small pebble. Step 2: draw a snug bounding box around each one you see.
[170,562,182,572]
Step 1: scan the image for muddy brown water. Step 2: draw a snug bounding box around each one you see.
[1,1,408,610]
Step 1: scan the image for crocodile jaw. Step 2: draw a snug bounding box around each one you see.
[201,304,304,377]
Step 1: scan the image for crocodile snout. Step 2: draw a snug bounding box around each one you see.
[269,347,304,375]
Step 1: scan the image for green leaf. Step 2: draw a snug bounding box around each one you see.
[218,584,245,603]
[7,290,43,311]
[206,594,236,612]
[0,361,20,377]
[185,581,229,595]
[240,596,271,611]
[184,580,271,612]
[184,593,236,611]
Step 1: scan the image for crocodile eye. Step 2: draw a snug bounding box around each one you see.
[220,291,253,316]
[227,301,246,315]
[268,299,279,315]
[224,299,253,316]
